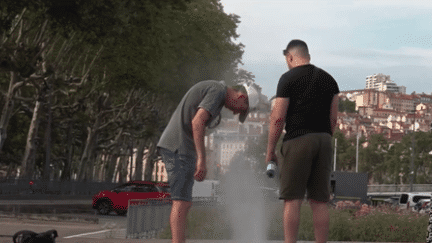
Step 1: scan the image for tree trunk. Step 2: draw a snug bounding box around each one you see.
[0,72,18,152]
[21,99,43,179]
[78,117,100,181]
[61,120,73,181]
[111,154,120,183]
[77,126,94,181]
[42,80,52,182]
[144,138,158,181]
[129,143,133,182]
[84,132,98,181]
[103,128,124,182]
[133,138,146,181]
[105,152,118,182]
[118,155,128,184]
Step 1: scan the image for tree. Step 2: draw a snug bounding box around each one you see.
[359,133,388,183]
[338,98,356,113]
[1,0,244,182]
[333,129,355,171]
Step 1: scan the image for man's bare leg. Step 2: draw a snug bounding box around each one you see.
[309,201,329,243]
[283,199,303,243]
[170,200,192,243]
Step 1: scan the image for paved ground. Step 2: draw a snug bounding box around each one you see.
[0,199,409,243]
[0,216,409,243]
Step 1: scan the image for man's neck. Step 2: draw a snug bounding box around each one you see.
[289,62,310,70]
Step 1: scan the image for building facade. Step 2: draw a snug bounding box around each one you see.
[365,73,405,94]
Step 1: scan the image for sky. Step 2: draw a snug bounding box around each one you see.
[220,0,432,99]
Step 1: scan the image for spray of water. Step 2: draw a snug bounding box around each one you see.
[220,157,273,242]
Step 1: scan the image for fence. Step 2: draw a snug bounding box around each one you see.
[0,178,118,196]
[126,198,172,239]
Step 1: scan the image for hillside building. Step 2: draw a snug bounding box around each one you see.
[365,73,406,93]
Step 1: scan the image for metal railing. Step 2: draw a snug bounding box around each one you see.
[368,184,432,193]
[126,198,172,239]
[0,178,118,196]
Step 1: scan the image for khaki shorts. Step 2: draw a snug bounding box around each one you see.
[279,133,332,202]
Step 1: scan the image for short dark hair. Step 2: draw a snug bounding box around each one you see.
[283,39,309,58]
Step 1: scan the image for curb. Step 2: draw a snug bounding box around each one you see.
[0,213,99,224]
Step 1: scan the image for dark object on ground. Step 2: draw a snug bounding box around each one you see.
[13,229,58,243]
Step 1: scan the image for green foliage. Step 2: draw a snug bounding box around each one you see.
[333,128,432,184]
[1,0,243,180]
[333,129,361,171]
[341,211,427,242]
[338,98,356,113]
[0,112,29,166]
[159,203,429,241]
[359,133,389,183]
[159,207,233,240]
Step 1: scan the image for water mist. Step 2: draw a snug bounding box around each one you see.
[220,157,276,242]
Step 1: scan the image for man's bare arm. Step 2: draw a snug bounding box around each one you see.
[192,108,211,181]
[329,95,339,134]
[266,97,289,164]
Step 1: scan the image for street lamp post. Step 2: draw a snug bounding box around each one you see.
[356,133,360,173]
[410,131,415,192]
[333,138,337,171]
[410,111,416,192]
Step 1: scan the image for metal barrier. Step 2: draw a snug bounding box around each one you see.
[368,184,432,193]
[0,178,118,196]
[126,198,172,239]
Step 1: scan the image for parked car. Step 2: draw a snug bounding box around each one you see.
[421,201,431,214]
[383,196,400,207]
[92,181,170,215]
[398,192,431,210]
[413,198,430,213]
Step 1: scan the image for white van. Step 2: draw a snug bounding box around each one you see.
[398,192,431,210]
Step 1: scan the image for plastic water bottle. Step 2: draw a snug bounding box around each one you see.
[266,161,277,178]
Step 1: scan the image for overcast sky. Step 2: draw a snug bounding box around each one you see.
[220,0,432,98]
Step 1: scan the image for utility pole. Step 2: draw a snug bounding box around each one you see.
[333,138,337,171]
[356,133,360,173]
[410,112,416,192]
[410,131,415,192]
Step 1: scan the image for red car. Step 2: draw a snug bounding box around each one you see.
[92,181,170,215]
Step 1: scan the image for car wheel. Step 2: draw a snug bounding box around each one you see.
[97,200,112,215]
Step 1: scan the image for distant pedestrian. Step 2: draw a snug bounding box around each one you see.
[157,80,259,243]
[265,39,339,243]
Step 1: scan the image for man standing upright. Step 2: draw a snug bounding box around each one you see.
[158,80,259,243]
[265,40,339,243]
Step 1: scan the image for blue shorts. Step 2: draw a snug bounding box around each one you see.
[159,148,196,202]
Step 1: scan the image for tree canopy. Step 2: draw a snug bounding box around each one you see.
[0,0,244,181]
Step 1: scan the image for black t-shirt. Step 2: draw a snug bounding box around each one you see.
[276,64,340,141]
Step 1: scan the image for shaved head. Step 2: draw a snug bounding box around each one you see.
[284,39,310,60]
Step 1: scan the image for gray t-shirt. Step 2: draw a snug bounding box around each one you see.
[157,80,227,157]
